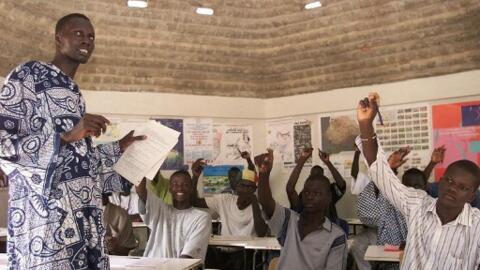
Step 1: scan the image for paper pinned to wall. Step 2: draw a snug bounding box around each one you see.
[184,118,213,164]
[212,124,253,165]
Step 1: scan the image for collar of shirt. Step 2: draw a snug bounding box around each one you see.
[427,199,472,227]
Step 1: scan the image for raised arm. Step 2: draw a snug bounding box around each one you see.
[357,93,426,218]
[251,195,269,236]
[239,150,256,172]
[190,158,208,209]
[423,146,446,180]
[256,149,275,219]
[286,147,312,210]
[319,149,346,192]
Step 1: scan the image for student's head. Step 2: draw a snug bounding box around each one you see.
[402,168,428,191]
[169,170,194,207]
[235,170,257,196]
[310,165,324,177]
[301,175,331,214]
[228,167,241,189]
[438,160,480,209]
[55,13,95,64]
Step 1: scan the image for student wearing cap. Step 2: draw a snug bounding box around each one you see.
[192,159,268,270]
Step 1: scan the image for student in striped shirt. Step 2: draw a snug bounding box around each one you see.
[356,92,480,270]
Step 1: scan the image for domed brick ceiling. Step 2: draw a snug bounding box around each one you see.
[0,0,479,98]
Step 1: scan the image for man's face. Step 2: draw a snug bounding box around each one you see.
[301,179,330,213]
[56,17,95,64]
[235,179,256,196]
[228,170,240,190]
[438,167,477,208]
[169,174,193,204]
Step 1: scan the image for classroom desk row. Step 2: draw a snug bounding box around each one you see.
[0,253,202,270]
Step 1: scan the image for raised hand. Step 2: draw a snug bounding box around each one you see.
[388,147,411,169]
[318,149,330,163]
[431,145,446,164]
[119,130,146,152]
[357,92,379,125]
[299,147,313,161]
[191,158,206,178]
[61,113,110,143]
[255,149,274,173]
[238,149,251,160]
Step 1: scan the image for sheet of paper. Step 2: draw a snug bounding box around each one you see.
[114,121,179,185]
[144,156,167,180]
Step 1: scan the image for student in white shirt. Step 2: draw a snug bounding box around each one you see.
[356,92,480,270]
[192,158,268,270]
[136,170,211,261]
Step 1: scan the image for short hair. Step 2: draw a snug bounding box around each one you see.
[402,168,428,185]
[445,160,480,188]
[228,167,241,178]
[305,174,331,193]
[55,13,91,34]
[310,165,324,176]
[170,170,192,183]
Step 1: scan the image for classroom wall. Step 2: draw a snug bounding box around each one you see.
[1,70,479,220]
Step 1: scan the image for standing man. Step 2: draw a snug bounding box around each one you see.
[0,13,143,269]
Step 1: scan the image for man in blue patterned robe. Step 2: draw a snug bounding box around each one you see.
[0,13,143,269]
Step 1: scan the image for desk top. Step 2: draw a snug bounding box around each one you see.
[364,245,401,262]
[132,221,148,228]
[0,254,202,270]
[209,235,281,251]
[344,218,363,225]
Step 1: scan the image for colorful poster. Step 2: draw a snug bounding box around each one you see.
[432,101,480,179]
[202,165,243,194]
[184,118,213,164]
[267,119,312,166]
[154,119,184,170]
[319,103,432,180]
[212,124,253,165]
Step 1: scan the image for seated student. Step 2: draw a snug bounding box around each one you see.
[286,147,348,234]
[102,194,138,256]
[192,158,268,270]
[136,170,211,260]
[192,160,267,237]
[257,149,347,270]
[358,153,428,270]
[357,92,480,269]
[423,146,480,209]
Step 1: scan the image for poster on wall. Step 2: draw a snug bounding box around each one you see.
[153,119,185,170]
[319,103,432,180]
[432,101,480,180]
[184,118,214,164]
[212,124,253,165]
[202,165,244,194]
[267,119,312,167]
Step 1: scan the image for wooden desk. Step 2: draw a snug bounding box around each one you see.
[364,245,401,262]
[0,254,202,270]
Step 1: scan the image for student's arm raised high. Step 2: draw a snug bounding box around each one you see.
[190,158,209,209]
[256,149,276,219]
[357,93,425,218]
[319,149,346,192]
[286,147,312,210]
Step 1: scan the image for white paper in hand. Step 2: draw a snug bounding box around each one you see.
[114,121,179,185]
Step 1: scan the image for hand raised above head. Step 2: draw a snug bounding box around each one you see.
[300,147,313,161]
[191,158,206,177]
[254,149,274,173]
[431,145,446,164]
[318,149,330,162]
[357,92,379,125]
